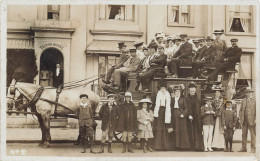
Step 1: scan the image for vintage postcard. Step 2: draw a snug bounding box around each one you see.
[1,0,259,161]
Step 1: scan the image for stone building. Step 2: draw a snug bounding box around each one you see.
[6,5,257,127]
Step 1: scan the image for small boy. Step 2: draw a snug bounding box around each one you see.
[222,100,237,152]
[98,94,119,153]
[201,97,215,152]
[75,94,95,153]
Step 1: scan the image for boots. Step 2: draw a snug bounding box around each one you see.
[147,139,154,152]
[90,144,95,153]
[224,139,228,152]
[98,143,104,154]
[143,142,147,153]
[127,142,134,153]
[108,142,113,153]
[81,144,86,153]
[121,142,127,153]
[229,140,233,152]
[135,81,140,91]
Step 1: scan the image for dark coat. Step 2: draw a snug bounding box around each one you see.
[222,109,237,128]
[202,45,217,62]
[115,53,129,68]
[116,101,138,132]
[201,104,215,125]
[173,41,193,59]
[222,46,242,69]
[53,69,63,87]
[239,98,256,126]
[170,97,191,149]
[194,46,207,61]
[149,54,167,69]
[99,103,119,131]
[186,94,204,150]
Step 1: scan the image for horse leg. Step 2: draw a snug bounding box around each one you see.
[36,113,46,146]
[41,111,51,148]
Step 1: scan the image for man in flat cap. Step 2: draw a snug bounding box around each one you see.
[103,42,129,84]
[238,88,256,153]
[112,48,141,90]
[207,38,242,81]
[75,94,96,153]
[134,40,145,60]
[167,33,193,78]
[140,44,167,92]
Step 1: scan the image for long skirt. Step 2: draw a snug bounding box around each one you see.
[153,106,170,150]
[212,117,225,149]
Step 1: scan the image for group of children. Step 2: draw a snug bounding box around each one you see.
[76,89,237,153]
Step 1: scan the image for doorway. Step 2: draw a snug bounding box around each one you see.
[40,48,64,87]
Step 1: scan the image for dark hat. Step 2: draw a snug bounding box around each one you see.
[204,96,213,101]
[142,46,148,51]
[205,36,214,41]
[118,42,127,48]
[107,94,115,98]
[192,39,200,43]
[158,79,167,89]
[188,83,196,88]
[211,81,224,91]
[213,29,224,34]
[148,40,158,49]
[180,33,188,37]
[129,48,136,53]
[172,85,182,91]
[174,36,182,41]
[230,38,238,42]
[79,94,88,98]
[133,40,144,47]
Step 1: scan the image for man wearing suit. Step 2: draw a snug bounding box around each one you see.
[192,36,216,79]
[53,63,63,88]
[139,44,167,92]
[103,42,129,84]
[238,89,256,153]
[167,34,193,78]
[207,38,242,81]
[112,48,141,90]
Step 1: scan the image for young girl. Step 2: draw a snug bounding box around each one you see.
[201,97,216,152]
[137,98,154,153]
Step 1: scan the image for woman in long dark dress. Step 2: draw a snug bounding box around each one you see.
[153,80,171,151]
[170,84,191,150]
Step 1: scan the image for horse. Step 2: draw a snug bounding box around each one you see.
[7,79,100,148]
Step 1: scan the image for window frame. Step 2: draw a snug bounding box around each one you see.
[47,5,60,20]
[225,5,255,36]
[167,5,195,28]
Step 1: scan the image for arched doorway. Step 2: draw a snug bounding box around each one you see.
[40,48,64,87]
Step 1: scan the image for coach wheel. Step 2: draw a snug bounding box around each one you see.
[113,131,139,144]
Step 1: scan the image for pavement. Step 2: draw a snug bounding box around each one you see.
[6,127,250,142]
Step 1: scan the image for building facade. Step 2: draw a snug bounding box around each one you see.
[6,5,257,127]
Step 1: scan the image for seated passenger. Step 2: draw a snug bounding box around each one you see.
[167,33,193,78]
[112,49,141,90]
[192,36,216,79]
[140,44,167,92]
[134,40,145,60]
[207,38,242,81]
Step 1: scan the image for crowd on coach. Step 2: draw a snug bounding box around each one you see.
[102,29,242,92]
[75,80,256,154]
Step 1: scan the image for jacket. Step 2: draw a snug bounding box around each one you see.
[201,104,215,125]
[99,103,119,131]
[194,46,207,61]
[137,109,154,131]
[222,109,237,128]
[239,98,256,126]
[171,97,188,117]
[173,41,193,59]
[202,45,217,62]
[122,56,141,72]
[115,52,129,68]
[53,69,63,87]
[222,46,242,69]
[116,101,138,132]
[75,104,94,127]
[149,54,167,69]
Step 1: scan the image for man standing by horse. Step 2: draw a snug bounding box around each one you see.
[75,93,96,153]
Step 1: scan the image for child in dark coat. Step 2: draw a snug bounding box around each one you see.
[222,100,237,152]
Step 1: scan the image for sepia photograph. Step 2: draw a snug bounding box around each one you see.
[1,1,259,161]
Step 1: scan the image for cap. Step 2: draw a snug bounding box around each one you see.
[107,94,115,99]
[118,42,127,48]
[230,38,238,42]
[129,48,136,53]
[180,33,188,37]
[204,96,213,101]
[79,94,88,98]
[205,36,214,41]
[213,29,224,34]
[133,40,144,47]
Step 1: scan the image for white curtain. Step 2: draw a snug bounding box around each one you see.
[239,5,251,32]
[108,5,112,19]
[181,5,188,24]
[171,6,178,22]
[120,6,125,20]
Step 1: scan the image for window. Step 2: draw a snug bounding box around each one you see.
[99,5,135,22]
[168,5,194,27]
[236,53,253,89]
[47,5,60,20]
[227,5,253,34]
[97,55,119,97]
